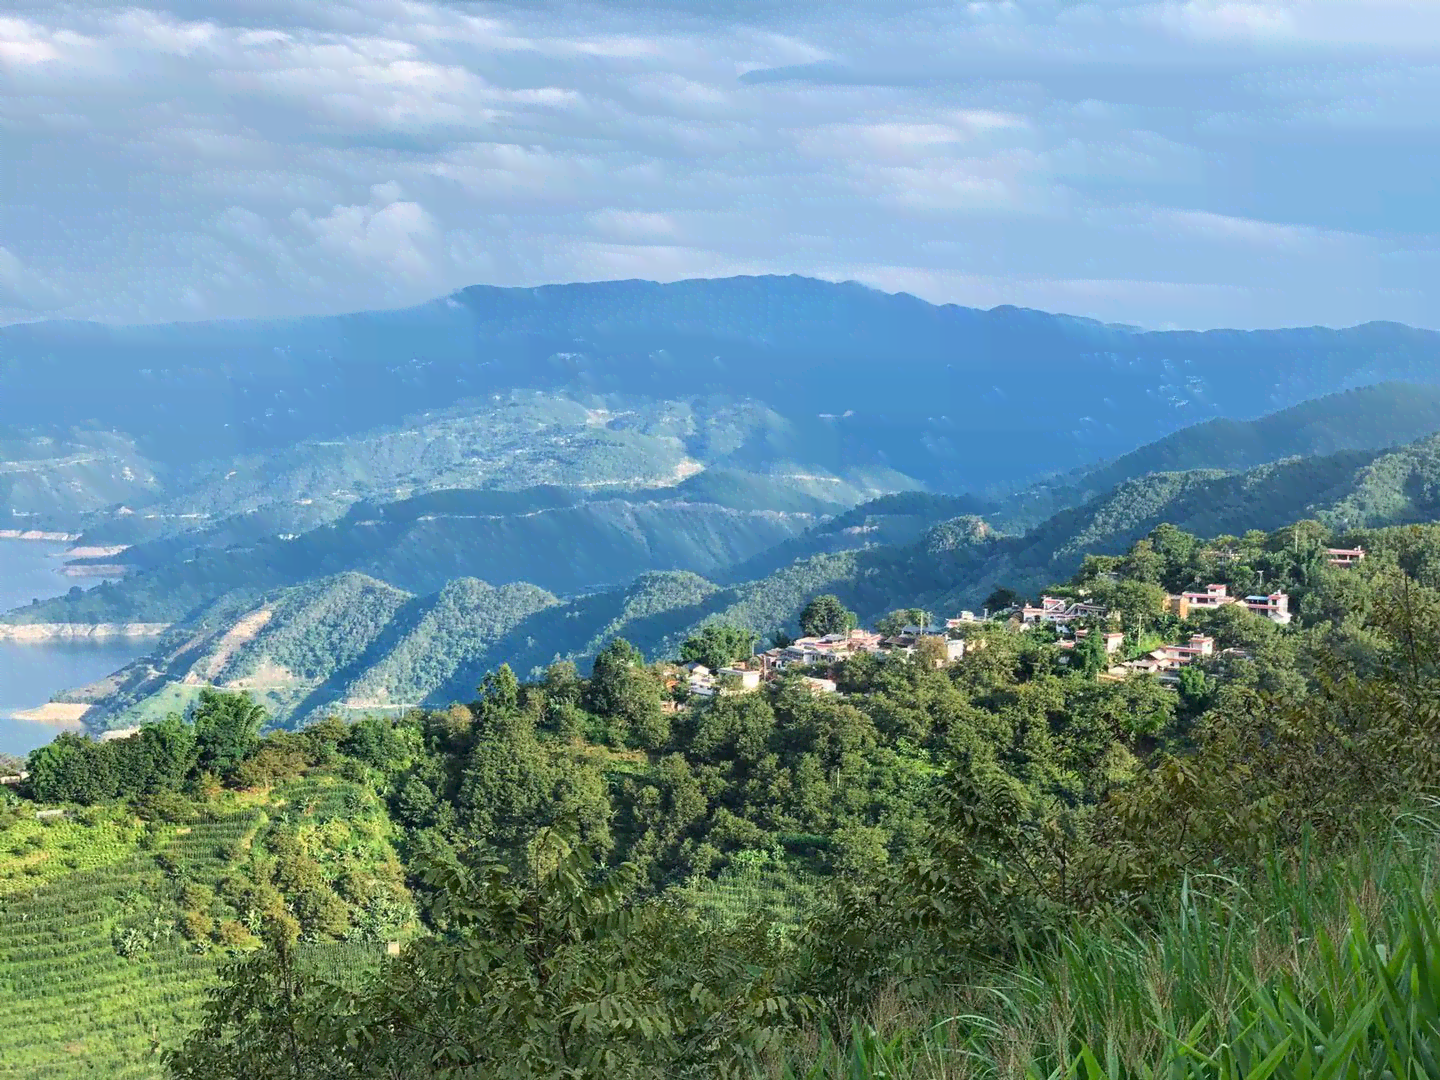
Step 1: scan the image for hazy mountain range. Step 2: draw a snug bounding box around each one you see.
[9,276,1440,530]
[38,382,1440,730]
[9,277,1440,728]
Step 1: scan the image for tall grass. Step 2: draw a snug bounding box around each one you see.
[787,814,1440,1078]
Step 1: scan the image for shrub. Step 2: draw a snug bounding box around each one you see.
[214,920,260,950]
[179,908,213,942]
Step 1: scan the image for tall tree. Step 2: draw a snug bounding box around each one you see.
[587,639,666,749]
[876,609,926,636]
[169,826,811,1080]
[192,689,266,782]
[26,733,116,804]
[133,714,198,793]
[680,623,757,670]
[1071,631,1109,678]
[799,594,858,638]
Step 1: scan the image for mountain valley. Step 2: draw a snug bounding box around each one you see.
[12,281,1440,732]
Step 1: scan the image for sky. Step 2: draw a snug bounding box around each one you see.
[2,0,1438,331]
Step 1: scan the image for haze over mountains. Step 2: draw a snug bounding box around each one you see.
[9,278,1440,728]
[9,276,1440,528]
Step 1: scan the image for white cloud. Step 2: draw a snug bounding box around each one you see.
[292,185,440,285]
[0,0,1437,329]
[1148,208,1363,251]
[1150,1,1299,42]
[0,16,61,64]
[0,245,63,314]
[1145,0,1440,50]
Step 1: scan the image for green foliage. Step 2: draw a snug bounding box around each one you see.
[26,712,207,805]
[1064,381,1440,506]
[344,576,560,708]
[875,609,925,636]
[1176,663,1210,711]
[169,825,813,1080]
[680,622,758,670]
[787,826,1440,1078]
[799,594,858,637]
[26,732,119,805]
[0,766,406,1079]
[22,514,1440,1078]
[587,638,666,748]
[193,689,266,782]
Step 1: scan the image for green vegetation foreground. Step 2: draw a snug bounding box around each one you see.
[10,518,1440,1076]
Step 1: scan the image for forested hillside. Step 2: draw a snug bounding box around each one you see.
[713,430,1440,638]
[9,515,1440,1077]
[9,277,1440,523]
[45,423,1440,731]
[6,485,827,628]
[1080,381,1440,486]
[61,573,563,729]
[1001,381,1440,528]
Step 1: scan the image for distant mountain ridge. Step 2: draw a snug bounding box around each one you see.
[5,483,833,628]
[9,276,1440,506]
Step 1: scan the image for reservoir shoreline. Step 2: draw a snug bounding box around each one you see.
[0,623,169,642]
[0,539,151,754]
[0,529,81,542]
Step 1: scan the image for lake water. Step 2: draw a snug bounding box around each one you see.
[0,540,148,757]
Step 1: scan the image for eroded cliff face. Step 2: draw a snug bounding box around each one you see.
[0,623,169,641]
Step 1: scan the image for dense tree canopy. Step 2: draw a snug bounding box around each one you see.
[679,623,757,671]
[26,690,270,804]
[20,517,1440,1080]
[798,594,858,637]
[192,689,265,781]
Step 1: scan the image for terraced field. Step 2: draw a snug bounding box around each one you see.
[0,817,246,1076]
[0,782,394,1078]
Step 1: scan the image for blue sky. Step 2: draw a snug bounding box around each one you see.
[1,0,1436,329]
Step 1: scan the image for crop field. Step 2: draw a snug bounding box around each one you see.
[671,848,825,933]
[0,807,155,895]
[0,780,392,1078]
[0,828,234,1076]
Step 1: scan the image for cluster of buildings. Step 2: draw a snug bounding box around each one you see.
[679,624,973,700]
[757,627,967,676]
[1028,580,1296,688]
[1104,633,1218,684]
[1019,596,1109,626]
[1057,628,1126,657]
[675,546,1366,701]
[1167,583,1292,625]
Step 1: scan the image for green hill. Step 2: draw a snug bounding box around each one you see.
[1001,382,1440,529]
[59,392,892,549]
[66,573,561,727]
[0,429,162,528]
[49,425,1440,728]
[719,490,997,584]
[339,578,560,710]
[591,431,1440,648]
[0,771,406,1078]
[16,514,1440,1078]
[3,486,830,628]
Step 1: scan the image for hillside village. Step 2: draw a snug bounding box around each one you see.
[679,544,1368,699]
